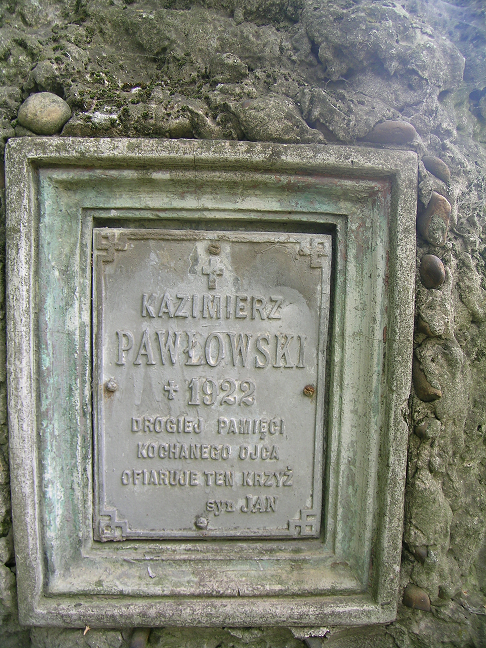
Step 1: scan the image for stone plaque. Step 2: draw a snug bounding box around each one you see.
[7,138,417,626]
[94,229,331,539]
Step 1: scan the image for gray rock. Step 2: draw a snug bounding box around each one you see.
[0,530,13,565]
[422,156,451,184]
[0,451,8,485]
[420,254,446,289]
[0,86,21,119]
[363,120,417,145]
[210,53,248,84]
[17,92,71,135]
[405,468,453,547]
[234,94,324,143]
[0,564,16,615]
[26,61,64,96]
[31,628,124,648]
[417,191,451,246]
[413,357,442,402]
[402,584,431,611]
[300,86,394,142]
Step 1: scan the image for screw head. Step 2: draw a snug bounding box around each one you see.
[105,378,118,392]
[303,384,315,397]
[195,516,208,529]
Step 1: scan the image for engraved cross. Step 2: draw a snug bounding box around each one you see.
[202,257,224,290]
[298,238,329,268]
[164,380,179,400]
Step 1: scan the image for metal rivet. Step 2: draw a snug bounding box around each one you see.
[105,378,118,392]
[195,516,208,529]
[208,242,221,255]
[303,385,315,397]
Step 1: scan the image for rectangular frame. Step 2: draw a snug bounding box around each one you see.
[93,228,331,541]
[5,138,417,627]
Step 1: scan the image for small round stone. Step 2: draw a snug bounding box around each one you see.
[412,357,442,402]
[17,92,71,135]
[422,156,451,184]
[363,120,417,145]
[414,420,429,439]
[420,254,446,289]
[403,584,431,611]
[417,192,451,246]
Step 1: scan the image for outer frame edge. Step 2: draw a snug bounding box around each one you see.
[5,137,418,627]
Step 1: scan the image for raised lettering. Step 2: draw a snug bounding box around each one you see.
[134,329,156,365]
[202,294,222,319]
[156,330,180,365]
[174,294,190,318]
[273,334,294,368]
[268,296,283,319]
[227,333,251,367]
[141,293,156,317]
[116,330,134,365]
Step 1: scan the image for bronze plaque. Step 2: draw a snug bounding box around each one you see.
[93,229,331,539]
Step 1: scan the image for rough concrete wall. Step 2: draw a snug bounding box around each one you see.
[0,0,485,646]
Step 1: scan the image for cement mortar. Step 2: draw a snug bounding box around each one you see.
[0,0,485,646]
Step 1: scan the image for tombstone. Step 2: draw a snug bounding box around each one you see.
[5,138,416,626]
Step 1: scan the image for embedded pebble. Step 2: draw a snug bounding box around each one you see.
[414,418,440,440]
[416,316,434,337]
[17,92,71,135]
[420,254,446,289]
[414,420,430,439]
[412,546,428,565]
[417,191,451,246]
[363,120,417,145]
[403,584,431,611]
[422,156,451,184]
[412,357,442,402]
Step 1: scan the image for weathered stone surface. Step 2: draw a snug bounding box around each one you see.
[210,53,249,83]
[414,417,441,440]
[0,0,485,645]
[412,357,442,402]
[148,627,305,648]
[233,94,324,143]
[405,469,453,547]
[0,449,8,485]
[419,254,446,289]
[24,60,64,96]
[0,86,21,119]
[422,156,451,184]
[0,564,16,615]
[417,191,452,246]
[416,266,454,339]
[17,92,71,135]
[31,628,125,648]
[315,627,395,647]
[0,530,14,565]
[412,546,428,565]
[302,1,465,88]
[456,251,486,322]
[363,120,417,145]
[0,486,11,536]
[299,87,394,142]
[402,584,431,611]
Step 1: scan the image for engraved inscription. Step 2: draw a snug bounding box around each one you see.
[94,230,331,539]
